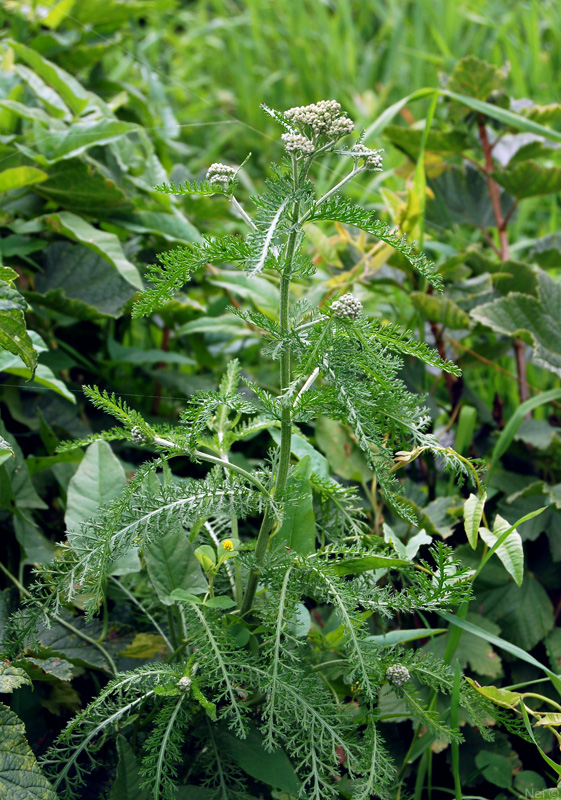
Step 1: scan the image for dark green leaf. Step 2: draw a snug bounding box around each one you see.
[493,161,561,199]
[215,725,300,794]
[0,703,57,800]
[274,456,316,556]
[109,736,150,800]
[145,529,208,606]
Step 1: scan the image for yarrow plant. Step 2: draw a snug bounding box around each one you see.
[8,101,501,800]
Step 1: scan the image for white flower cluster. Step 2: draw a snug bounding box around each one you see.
[206,162,236,187]
[281,133,315,155]
[131,426,147,445]
[178,676,192,691]
[347,143,383,171]
[385,664,410,687]
[284,100,354,140]
[331,293,363,321]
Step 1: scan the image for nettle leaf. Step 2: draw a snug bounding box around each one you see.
[410,291,470,329]
[428,164,513,229]
[448,56,507,104]
[530,234,561,268]
[35,159,131,216]
[464,491,486,549]
[475,751,514,789]
[493,161,561,199]
[479,514,524,586]
[0,703,57,800]
[384,124,467,159]
[471,269,561,378]
[109,736,150,800]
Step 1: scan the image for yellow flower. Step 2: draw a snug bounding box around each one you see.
[222,539,234,552]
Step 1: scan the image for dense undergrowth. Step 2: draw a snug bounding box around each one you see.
[1,2,561,799]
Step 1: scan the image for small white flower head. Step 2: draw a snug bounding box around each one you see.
[178,676,192,692]
[206,162,237,188]
[281,132,315,155]
[331,293,363,321]
[131,426,147,445]
[284,100,354,141]
[346,143,383,171]
[385,664,410,687]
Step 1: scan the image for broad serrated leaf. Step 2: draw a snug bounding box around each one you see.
[471,269,561,378]
[493,161,561,199]
[448,56,507,104]
[0,703,57,800]
[464,492,486,549]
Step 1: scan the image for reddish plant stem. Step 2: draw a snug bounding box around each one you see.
[478,116,529,404]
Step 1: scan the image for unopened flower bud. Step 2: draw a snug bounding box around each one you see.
[178,676,192,691]
[347,144,383,171]
[331,293,363,321]
[385,664,410,687]
[131,426,147,445]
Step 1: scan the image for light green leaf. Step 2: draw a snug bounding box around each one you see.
[273,456,316,556]
[204,596,237,609]
[176,315,250,338]
[145,529,208,606]
[0,308,37,374]
[448,56,506,105]
[410,291,470,329]
[43,211,143,290]
[0,434,14,462]
[208,270,279,319]
[0,416,47,511]
[0,167,47,193]
[36,119,139,164]
[9,40,92,115]
[14,65,70,119]
[112,211,202,244]
[0,664,31,693]
[0,703,57,800]
[534,713,561,727]
[365,628,446,646]
[479,514,524,586]
[330,554,409,576]
[465,678,521,709]
[464,491,487,550]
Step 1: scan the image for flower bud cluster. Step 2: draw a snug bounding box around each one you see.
[331,293,363,321]
[281,133,315,155]
[385,664,410,687]
[131,426,147,445]
[177,676,192,692]
[347,144,383,171]
[206,162,236,187]
[284,100,354,140]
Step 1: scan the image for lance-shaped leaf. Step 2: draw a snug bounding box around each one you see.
[479,514,524,586]
[464,491,486,549]
[0,309,37,374]
[410,291,470,329]
[0,167,47,193]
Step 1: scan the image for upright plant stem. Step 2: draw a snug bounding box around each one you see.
[240,174,303,616]
[478,116,529,404]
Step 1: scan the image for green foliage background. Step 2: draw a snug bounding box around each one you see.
[1,1,561,799]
